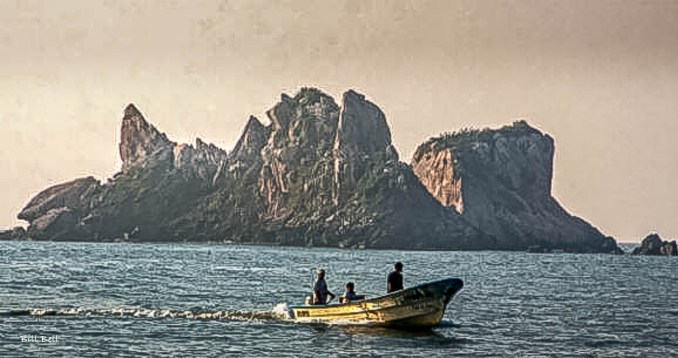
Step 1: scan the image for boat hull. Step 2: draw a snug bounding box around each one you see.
[289,277,463,328]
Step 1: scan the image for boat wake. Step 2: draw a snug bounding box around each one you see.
[0,303,292,322]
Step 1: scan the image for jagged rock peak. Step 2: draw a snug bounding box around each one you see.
[193,137,227,157]
[121,103,157,130]
[232,116,268,156]
[245,115,266,132]
[173,137,228,184]
[275,87,336,106]
[337,89,392,153]
[124,103,142,118]
[291,87,336,105]
[281,93,293,102]
[242,116,267,140]
[343,89,365,101]
[267,88,339,126]
[258,88,342,217]
[119,103,173,172]
[331,89,396,205]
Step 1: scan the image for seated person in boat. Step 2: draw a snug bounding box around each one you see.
[339,282,365,303]
[313,268,336,305]
[387,261,404,293]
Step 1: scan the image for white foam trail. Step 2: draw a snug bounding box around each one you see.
[0,304,295,322]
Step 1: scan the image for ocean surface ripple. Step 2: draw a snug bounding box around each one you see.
[1,242,677,357]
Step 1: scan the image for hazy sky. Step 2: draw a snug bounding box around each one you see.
[1,0,677,242]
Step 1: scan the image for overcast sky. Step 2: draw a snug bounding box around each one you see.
[1,0,677,242]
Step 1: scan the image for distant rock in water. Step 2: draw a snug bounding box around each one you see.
[0,226,28,241]
[17,88,620,252]
[631,233,677,256]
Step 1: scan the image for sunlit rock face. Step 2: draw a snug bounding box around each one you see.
[412,149,463,213]
[258,89,340,219]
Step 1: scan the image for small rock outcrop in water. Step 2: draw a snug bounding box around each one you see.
[17,88,621,252]
[631,233,677,256]
[0,226,27,240]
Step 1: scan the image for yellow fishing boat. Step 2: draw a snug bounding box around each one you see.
[288,278,464,329]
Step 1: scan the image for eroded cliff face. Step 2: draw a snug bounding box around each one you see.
[258,89,339,219]
[412,121,620,253]
[173,138,228,185]
[17,89,618,252]
[243,88,485,249]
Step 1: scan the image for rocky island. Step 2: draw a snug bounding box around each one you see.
[631,233,677,256]
[12,88,621,252]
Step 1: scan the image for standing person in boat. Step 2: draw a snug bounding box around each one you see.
[339,282,365,303]
[387,262,404,293]
[313,268,336,305]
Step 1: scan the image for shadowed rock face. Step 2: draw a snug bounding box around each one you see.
[18,177,100,222]
[412,121,621,253]
[16,89,620,252]
[231,116,269,162]
[333,90,397,205]
[17,176,101,241]
[228,116,270,182]
[173,138,228,185]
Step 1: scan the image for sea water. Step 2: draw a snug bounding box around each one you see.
[1,241,677,357]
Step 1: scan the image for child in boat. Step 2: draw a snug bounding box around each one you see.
[339,282,365,303]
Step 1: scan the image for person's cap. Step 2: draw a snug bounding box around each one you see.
[316,268,326,274]
[395,262,403,268]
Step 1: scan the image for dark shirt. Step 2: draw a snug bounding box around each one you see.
[343,291,364,301]
[313,278,330,304]
[387,271,403,293]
